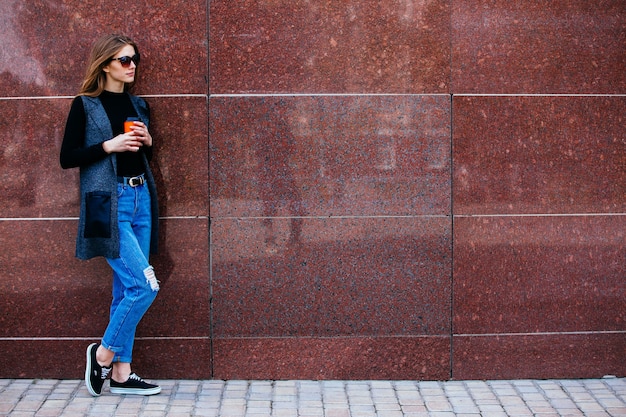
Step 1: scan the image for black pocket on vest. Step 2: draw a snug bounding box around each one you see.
[84,191,111,238]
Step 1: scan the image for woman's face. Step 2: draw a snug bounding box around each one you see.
[102,44,138,91]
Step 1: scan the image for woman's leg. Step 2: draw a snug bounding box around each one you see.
[101,183,158,380]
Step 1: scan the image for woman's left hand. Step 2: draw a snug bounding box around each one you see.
[130,121,153,147]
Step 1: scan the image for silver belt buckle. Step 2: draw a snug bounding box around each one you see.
[128,176,144,187]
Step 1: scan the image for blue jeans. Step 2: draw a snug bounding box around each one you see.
[102,180,159,363]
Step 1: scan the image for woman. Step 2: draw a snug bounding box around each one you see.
[60,34,161,396]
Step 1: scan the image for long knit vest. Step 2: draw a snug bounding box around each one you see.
[76,94,158,260]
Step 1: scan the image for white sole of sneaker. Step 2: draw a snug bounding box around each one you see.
[110,386,162,396]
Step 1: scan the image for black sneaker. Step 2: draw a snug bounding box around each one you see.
[85,343,112,397]
[110,373,161,395]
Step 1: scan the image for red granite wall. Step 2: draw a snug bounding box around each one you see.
[0,0,623,380]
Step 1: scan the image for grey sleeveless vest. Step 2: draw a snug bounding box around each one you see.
[75,94,158,260]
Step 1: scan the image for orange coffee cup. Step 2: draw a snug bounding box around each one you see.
[124,117,140,133]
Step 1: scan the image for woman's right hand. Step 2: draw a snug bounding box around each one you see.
[102,132,143,154]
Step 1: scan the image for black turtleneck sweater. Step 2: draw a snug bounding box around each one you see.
[60,90,152,177]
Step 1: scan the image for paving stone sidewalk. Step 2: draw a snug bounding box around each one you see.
[0,377,624,417]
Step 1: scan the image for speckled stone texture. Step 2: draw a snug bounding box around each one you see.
[452,1,626,94]
[453,96,626,215]
[212,217,451,337]
[210,95,451,217]
[454,216,625,336]
[209,93,453,379]
[210,0,451,94]
[453,333,626,380]
[0,0,624,380]
[213,337,451,380]
[0,2,207,97]
[452,94,625,379]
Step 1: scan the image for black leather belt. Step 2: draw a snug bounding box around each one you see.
[118,174,145,187]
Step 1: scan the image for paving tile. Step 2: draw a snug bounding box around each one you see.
[0,378,622,416]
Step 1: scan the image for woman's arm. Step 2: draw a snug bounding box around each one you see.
[59,97,109,169]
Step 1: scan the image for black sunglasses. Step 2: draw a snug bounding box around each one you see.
[110,54,140,68]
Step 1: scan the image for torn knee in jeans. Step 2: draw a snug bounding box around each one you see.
[143,266,160,291]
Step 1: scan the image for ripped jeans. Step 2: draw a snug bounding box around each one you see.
[102,180,159,364]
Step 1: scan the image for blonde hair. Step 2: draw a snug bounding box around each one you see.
[78,34,139,97]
